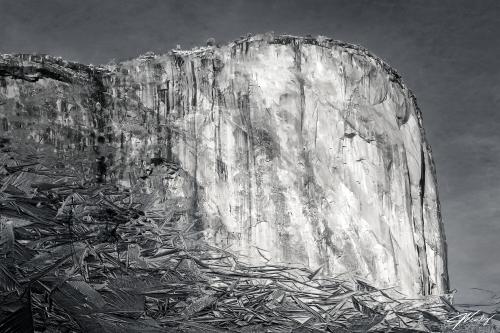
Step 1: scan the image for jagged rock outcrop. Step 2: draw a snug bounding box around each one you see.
[0,33,448,296]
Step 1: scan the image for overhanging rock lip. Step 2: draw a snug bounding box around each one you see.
[1,33,413,97]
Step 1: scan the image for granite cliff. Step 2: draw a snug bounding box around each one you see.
[0,33,448,296]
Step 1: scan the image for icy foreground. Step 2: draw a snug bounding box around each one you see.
[0,33,448,296]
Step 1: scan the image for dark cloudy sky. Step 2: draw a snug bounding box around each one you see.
[1,0,499,302]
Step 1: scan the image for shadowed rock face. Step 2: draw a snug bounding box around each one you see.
[0,34,448,296]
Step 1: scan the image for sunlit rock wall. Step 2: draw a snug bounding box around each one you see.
[0,34,448,296]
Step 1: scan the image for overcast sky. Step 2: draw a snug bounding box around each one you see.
[1,0,499,303]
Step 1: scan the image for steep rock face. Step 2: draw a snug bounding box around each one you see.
[0,34,448,296]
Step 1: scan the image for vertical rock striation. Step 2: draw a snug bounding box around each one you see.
[0,34,448,296]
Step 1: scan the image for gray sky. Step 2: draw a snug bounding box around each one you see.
[1,0,499,302]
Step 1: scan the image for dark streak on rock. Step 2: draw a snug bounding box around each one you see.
[292,40,306,133]
[191,61,197,107]
[237,91,254,244]
[419,147,431,295]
